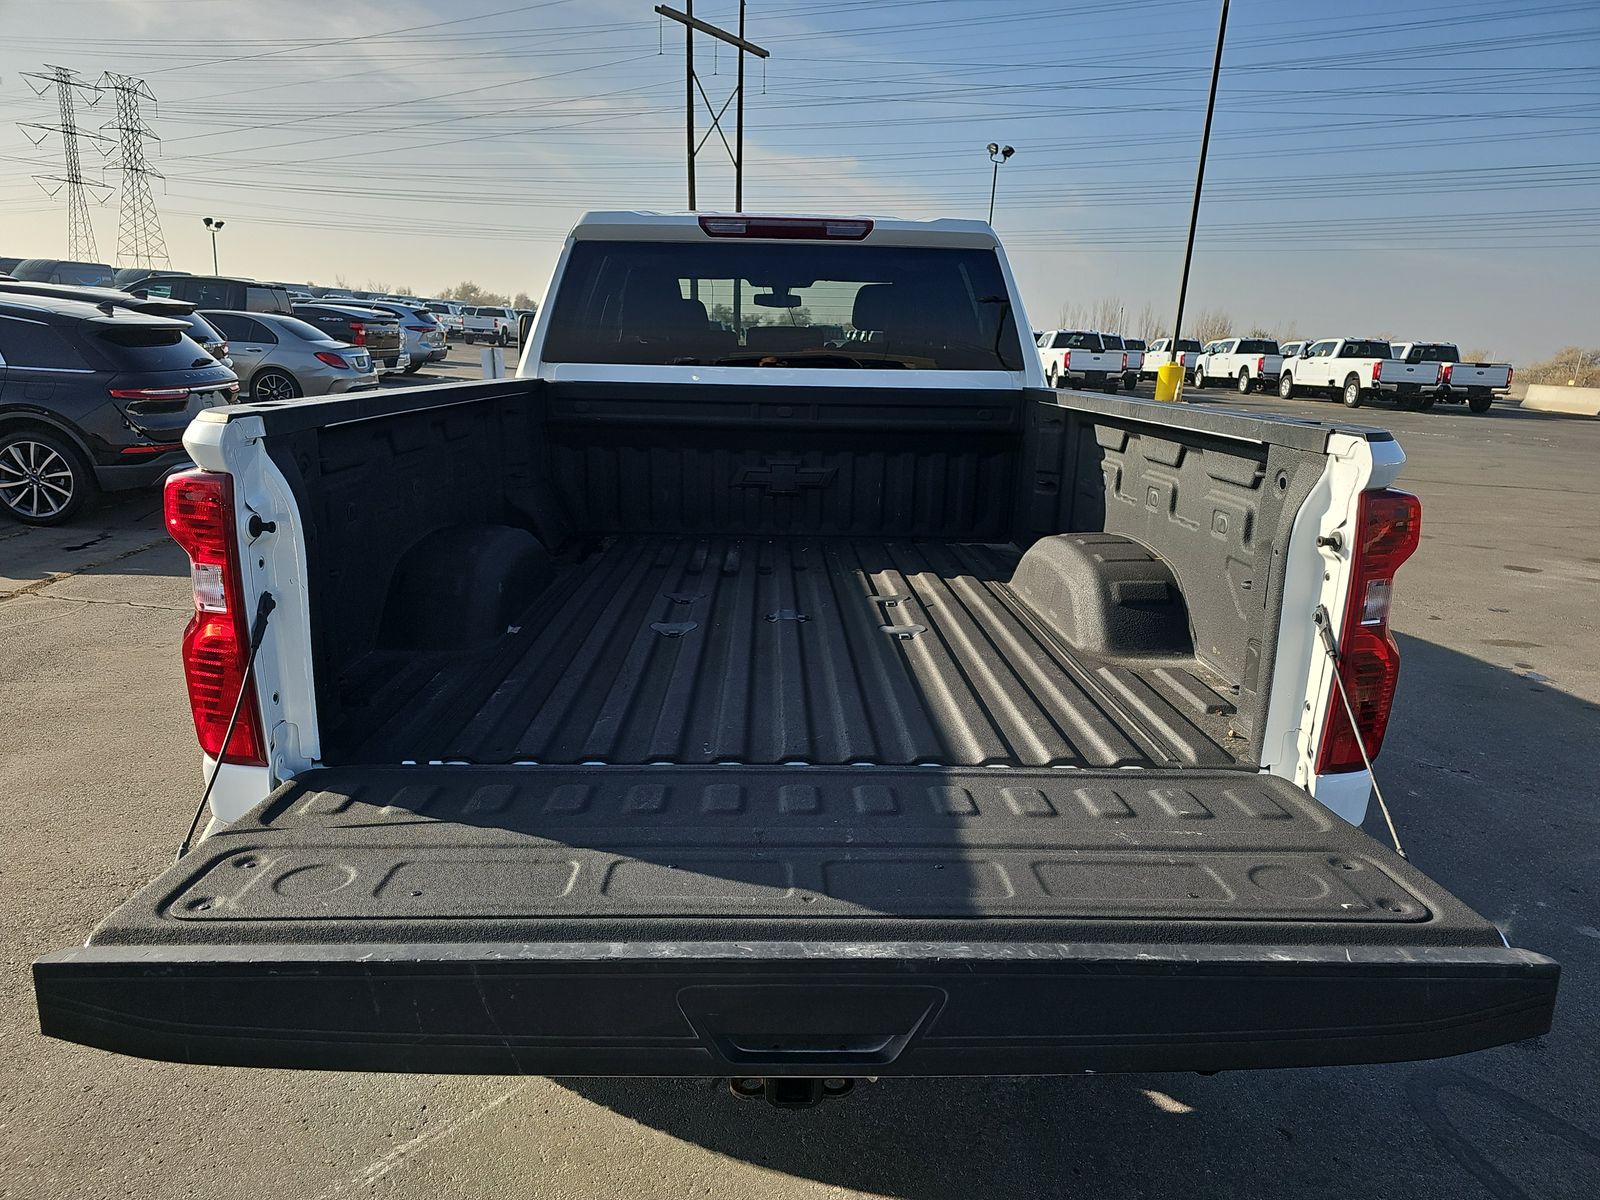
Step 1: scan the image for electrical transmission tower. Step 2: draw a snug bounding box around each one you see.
[100,72,170,269]
[19,65,112,261]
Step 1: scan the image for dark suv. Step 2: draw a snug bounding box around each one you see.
[137,275,291,314]
[0,280,231,365]
[10,259,115,287]
[0,294,238,525]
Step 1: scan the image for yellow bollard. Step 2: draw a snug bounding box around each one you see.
[1154,362,1187,402]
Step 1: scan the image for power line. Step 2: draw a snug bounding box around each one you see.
[18,65,112,261]
[100,72,170,269]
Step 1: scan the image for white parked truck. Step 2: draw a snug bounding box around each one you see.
[1192,337,1284,395]
[463,304,517,345]
[1101,332,1143,391]
[1036,329,1125,392]
[1139,336,1203,381]
[1391,342,1511,414]
[33,211,1556,1099]
[1278,337,1442,409]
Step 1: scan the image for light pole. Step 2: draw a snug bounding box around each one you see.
[1159,0,1230,402]
[986,143,1014,225]
[202,216,224,273]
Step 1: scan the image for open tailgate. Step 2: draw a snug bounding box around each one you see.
[35,766,1557,1076]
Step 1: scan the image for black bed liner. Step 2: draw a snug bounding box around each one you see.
[332,536,1244,770]
[35,766,1557,1075]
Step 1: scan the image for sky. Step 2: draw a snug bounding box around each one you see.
[2,0,1597,362]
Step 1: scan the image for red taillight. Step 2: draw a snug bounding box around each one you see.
[163,470,266,766]
[1122,351,1128,371]
[350,321,367,347]
[1506,366,1513,387]
[109,386,191,401]
[404,323,433,332]
[1371,360,1382,383]
[1441,363,1453,384]
[698,215,873,240]
[1256,355,1265,373]
[118,443,177,456]
[314,351,349,368]
[1316,488,1422,775]
[1062,350,1071,371]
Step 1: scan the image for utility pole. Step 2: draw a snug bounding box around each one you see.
[19,66,112,261]
[1168,0,1229,374]
[655,3,770,211]
[101,72,170,270]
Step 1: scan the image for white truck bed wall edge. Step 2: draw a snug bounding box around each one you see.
[1259,431,1406,825]
[185,411,321,822]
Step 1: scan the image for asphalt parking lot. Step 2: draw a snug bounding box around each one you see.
[2,370,1596,1200]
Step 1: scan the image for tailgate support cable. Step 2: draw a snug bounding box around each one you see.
[1314,604,1407,860]
[175,591,277,861]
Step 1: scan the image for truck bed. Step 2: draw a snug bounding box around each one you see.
[329,535,1244,771]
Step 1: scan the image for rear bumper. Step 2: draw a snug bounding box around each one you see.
[91,448,192,492]
[35,938,1556,1077]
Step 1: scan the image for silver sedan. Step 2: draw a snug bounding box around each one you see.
[201,309,379,402]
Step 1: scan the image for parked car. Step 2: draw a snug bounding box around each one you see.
[1277,338,1441,408]
[1036,329,1124,391]
[0,293,237,524]
[1139,336,1204,380]
[113,266,184,290]
[1106,333,1143,391]
[1192,337,1284,395]
[202,310,378,401]
[290,302,407,374]
[421,300,466,340]
[357,299,448,371]
[463,305,517,345]
[10,259,115,287]
[1390,342,1511,414]
[0,279,232,368]
[37,210,1558,1084]
[137,275,292,314]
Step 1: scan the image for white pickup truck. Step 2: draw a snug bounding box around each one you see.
[1036,328,1125,392]
[462,304,517,345]
[1391,342,1512,414]
[1139,336,1203,381]
[1101,332,1142,391]
[1278,338,1442,409]
[1192,337,1284,395]
[34,211,1556,1100]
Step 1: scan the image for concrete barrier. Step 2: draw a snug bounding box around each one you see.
[1521,384,1600,417]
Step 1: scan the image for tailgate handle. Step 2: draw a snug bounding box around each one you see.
[679,984,944,1067]
[719,1034,901,1064]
